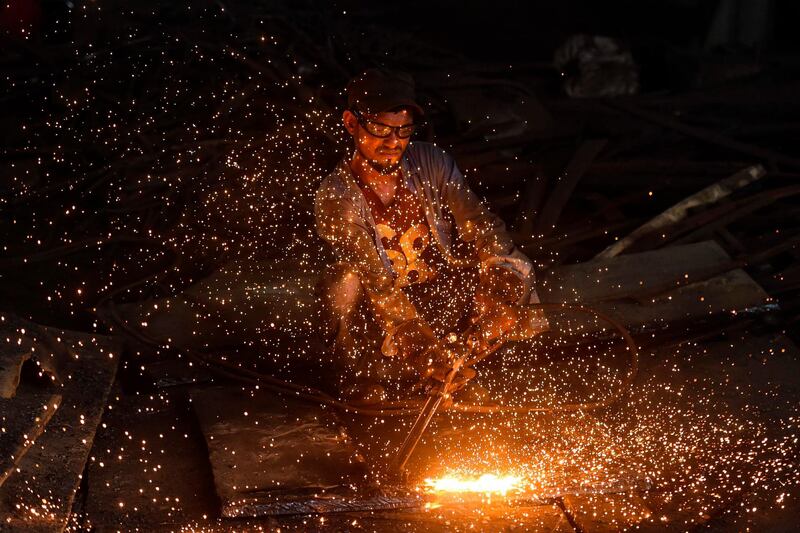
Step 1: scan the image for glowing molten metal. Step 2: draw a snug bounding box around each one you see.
[424,474,523,494]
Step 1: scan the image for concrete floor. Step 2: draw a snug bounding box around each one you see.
[74,331,800,532]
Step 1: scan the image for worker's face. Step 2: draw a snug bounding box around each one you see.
[343,108,415,173]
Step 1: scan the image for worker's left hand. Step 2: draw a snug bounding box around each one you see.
[472,264,527,342]
[472,292,518,342]
[472,291,549,342]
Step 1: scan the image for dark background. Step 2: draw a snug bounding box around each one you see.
[2,0,799,333]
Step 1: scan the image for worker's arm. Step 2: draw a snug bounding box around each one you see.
[314,186,441,362]
[415,144,538,302]
[427,145,547,339]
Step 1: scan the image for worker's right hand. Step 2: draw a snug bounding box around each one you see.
[425,365,476,391]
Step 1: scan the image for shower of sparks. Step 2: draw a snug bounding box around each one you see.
[423,474,523,494]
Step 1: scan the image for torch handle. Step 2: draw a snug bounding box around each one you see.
[390,324,496,477]
[392,392,444,474]
[391,353,464,475]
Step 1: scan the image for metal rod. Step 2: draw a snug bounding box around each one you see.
[392,393,444,474]
[391,350,468,476]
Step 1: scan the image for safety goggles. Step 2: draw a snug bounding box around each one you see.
[352,109,417,139]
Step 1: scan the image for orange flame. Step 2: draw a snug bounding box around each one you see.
[423,474,523,494]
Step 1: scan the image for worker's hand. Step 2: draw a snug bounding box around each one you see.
[472,265,526,342]
[479,264,527,304]
[472,292,549,342]
[381,318,442,362]
[507,305,549,340]
[412,358,476,397]
[426,364,476,391]
[472,291,520,342]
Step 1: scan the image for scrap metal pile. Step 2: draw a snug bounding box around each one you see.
[3,3,798,339]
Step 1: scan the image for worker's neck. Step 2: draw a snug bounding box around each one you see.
[349,151,401,205]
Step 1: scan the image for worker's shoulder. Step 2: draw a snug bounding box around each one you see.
[316,161,349,198]
[406,141,455,167]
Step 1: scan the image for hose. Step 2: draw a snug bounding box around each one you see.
[101,299,638,416]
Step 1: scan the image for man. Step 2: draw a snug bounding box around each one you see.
[315,68,547,403]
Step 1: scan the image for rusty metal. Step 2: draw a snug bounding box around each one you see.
[222,479,653,517]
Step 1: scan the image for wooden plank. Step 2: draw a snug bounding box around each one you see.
[0,313,65,398]
[215,502,573,532]
[0,390,60,487]
[547,241,732,302]
[0,329,119,532]
[536,139,607,235]
[597,165,766,259]
[0,343,31,398]
[345,501,573,532]
[190,386,369,518]
[81,386,232,531]
[629,184,800,253]
[540,241,772,335]
[671,184,800,246]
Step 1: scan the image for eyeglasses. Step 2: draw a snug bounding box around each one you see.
[351,109,416,139]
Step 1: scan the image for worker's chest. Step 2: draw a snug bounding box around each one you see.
[362,183,443,288]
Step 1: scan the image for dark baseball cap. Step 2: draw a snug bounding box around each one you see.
[346,68,424,118]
